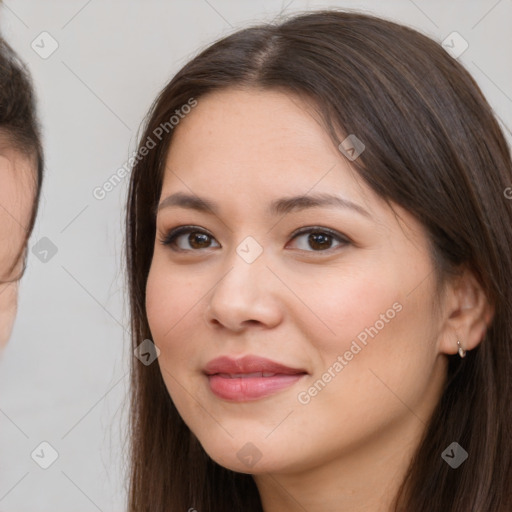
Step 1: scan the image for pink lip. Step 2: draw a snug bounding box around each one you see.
[204,355,307,375]
[203,355,308,402]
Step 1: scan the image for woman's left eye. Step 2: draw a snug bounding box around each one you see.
[288,227,350,252]
[159,226,350,253]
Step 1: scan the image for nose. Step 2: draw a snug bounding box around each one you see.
[203,247,283,333]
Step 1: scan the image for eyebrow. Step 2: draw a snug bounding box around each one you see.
[157,191,371,218]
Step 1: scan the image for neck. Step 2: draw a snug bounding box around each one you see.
[252,357,448,512]
[253,417,418,511]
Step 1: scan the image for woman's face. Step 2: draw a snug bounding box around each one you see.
[0,146,35,348]
[146,88,451,476]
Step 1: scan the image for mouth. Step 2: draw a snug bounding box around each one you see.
[203,355,307,375]
[203,355,308,402]
[205,373,307,401]
[215,372,296,378]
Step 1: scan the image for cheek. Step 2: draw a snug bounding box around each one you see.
[289,265,403,357]
[145,260,213,426]
[145,260,203,369]
[306,257,432,350]
[294,265,435,405]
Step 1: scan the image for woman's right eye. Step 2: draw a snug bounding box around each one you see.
[160,226,220,252]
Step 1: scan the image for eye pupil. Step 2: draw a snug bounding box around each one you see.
[309,232,332,250]
[189,232,210,249]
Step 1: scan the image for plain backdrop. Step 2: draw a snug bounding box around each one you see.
[0,0,510,510]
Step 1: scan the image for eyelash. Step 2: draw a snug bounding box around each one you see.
[159,225,351,254]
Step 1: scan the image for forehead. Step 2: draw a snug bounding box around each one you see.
[168,87,332,157]
[162,88,388,222]
[165,88,366,196]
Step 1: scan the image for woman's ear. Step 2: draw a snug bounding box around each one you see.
[437,267,494,355]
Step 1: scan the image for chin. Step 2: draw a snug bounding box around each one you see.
[197,435,298,475]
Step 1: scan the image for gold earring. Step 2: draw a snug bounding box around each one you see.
[457,340,466,358]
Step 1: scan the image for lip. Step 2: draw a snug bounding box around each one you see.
[203,355,308,402]
[204,355,307,375]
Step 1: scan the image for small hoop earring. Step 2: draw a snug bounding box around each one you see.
[457,340,466,358]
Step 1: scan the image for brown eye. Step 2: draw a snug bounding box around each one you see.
[187,232,212,249]
[288,227,349,252]
[161,226,220,251]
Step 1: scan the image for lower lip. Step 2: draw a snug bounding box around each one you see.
[206,373,306,401]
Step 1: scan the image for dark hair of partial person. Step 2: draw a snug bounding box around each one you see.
[0,35,44,280]
[124,8,512,511]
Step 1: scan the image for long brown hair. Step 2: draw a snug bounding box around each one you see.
[125,9,512,510]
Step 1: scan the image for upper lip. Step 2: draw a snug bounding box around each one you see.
[203,355,308,376]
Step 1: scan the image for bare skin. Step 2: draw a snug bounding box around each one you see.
[146,87,493,511]
[0,145,36,349]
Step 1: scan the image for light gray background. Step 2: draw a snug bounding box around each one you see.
[0,0,510,510]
